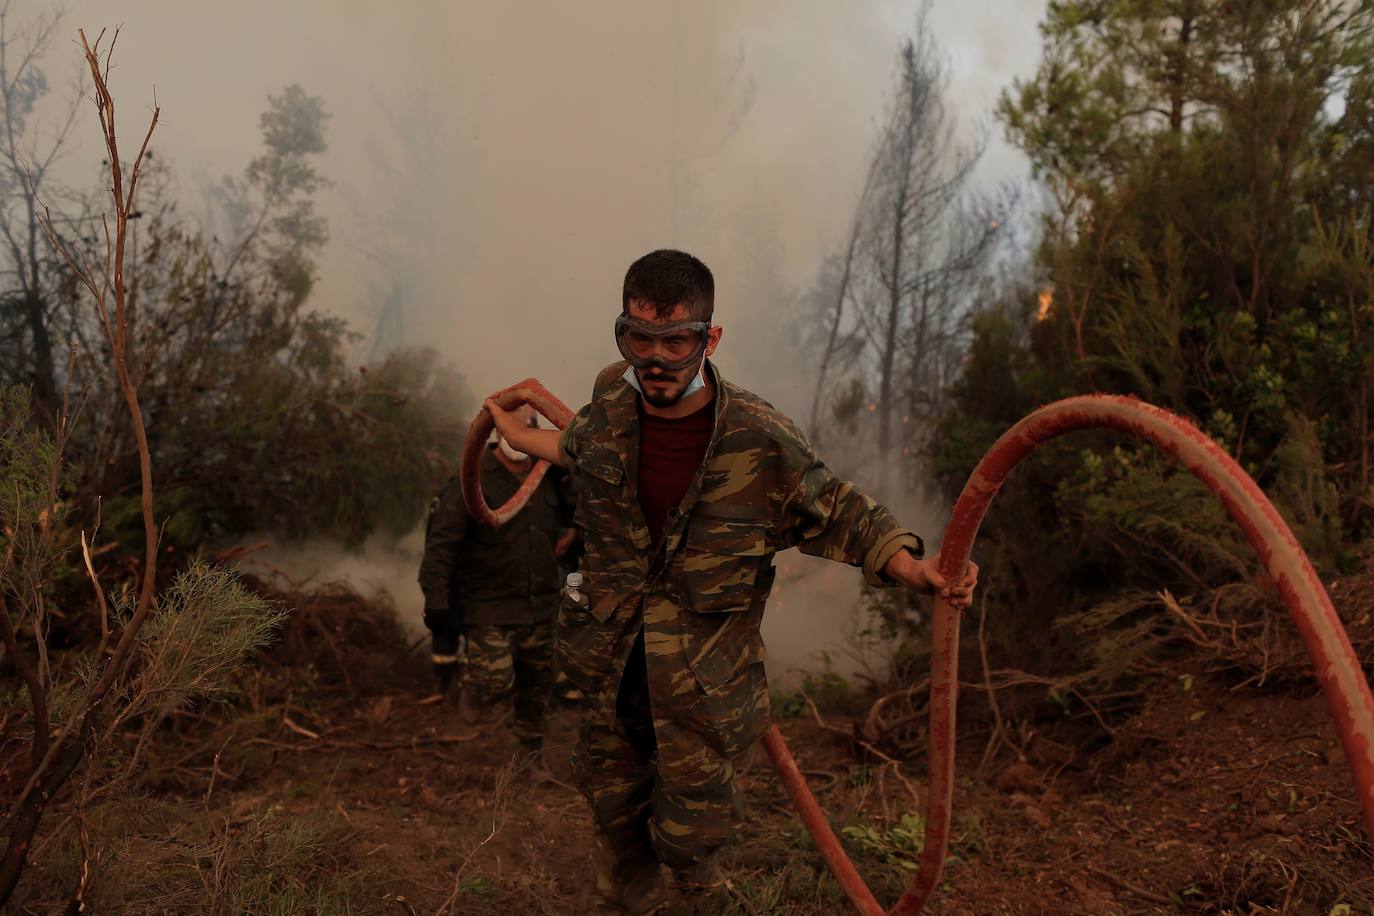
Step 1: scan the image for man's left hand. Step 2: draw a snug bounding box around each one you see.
[883,549,979,609]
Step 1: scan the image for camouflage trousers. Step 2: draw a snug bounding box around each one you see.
[571,629,740,877]
[465,620,555,742]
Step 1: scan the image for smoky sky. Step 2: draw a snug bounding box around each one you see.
[31,0,1050,671]
[42,0,1047,422]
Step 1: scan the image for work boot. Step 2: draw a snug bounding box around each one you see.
[432,660,458,695]
[457,686,482,726]
[592,844,617,904]
[618,862,669,914]
[519,737,553,785]
[672,851,724,891]
[593,845,668,914]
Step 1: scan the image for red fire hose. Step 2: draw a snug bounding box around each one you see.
[461,379,575,526]
[463,384,1374,915]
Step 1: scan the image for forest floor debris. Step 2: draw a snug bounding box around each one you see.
[10,576,1374,914]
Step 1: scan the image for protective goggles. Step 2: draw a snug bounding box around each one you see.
[614,315,711,372]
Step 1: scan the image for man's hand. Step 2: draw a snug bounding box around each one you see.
[483,396,564,466]
[883,549,979,609]
[423,607,459,638]
[485,397,529,444]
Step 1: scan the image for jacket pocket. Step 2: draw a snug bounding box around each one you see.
[679,515,769,615]
[688,631,771,756]
[555,591,619,698]
[575,446,625,487]
[573,447,626,533]
[689,625,768,694]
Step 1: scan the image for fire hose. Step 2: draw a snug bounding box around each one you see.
[463,381,1374,915]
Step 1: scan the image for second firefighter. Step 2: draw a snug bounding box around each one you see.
[418,406,576,773]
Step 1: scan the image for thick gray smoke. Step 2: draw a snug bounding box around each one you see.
[47,0,1047,675]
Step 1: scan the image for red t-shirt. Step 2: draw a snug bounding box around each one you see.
[637,399,715,544]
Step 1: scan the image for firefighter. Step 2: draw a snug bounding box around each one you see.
[485,249,979,911]
[419,405,576,779]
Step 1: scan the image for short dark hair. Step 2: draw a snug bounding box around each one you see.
[622,249,714,321]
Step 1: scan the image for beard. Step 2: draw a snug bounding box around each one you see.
[636,362,696,407]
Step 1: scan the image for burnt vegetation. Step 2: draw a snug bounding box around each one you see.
[0,9,467,912]
[799,1,1374,909]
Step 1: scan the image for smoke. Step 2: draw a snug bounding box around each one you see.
[41,0,1046,673]
[237,528,430,639]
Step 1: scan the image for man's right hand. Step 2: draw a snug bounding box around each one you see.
[483,396,565,465]
[485,397,528,443]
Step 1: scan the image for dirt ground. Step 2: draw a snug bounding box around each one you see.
[142,658,1370,915]
[10,572,1373,915]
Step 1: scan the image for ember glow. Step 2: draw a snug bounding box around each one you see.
[1036,288,1054,322]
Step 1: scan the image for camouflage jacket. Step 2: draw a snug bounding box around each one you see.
[418,444,574,626]
[556,359,922,759]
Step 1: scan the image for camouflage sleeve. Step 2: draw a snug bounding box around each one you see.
[417,478,468,611]
[556,403,593,472]
[777,429,924,587]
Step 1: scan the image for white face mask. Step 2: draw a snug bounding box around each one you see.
[497,436,529,462]
[622,364,706,400]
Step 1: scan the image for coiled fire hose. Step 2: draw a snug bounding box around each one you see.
[463,381,1374,916]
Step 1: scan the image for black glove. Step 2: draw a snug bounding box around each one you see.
[425,607,465,694]
[423,607,443,632]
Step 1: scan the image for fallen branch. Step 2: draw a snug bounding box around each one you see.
[803,689,922,809]
[1083,864,1183,908]
[242,732,484,755]
[861,677,931,745]
[282,715,321,741]
[723,877,761,916]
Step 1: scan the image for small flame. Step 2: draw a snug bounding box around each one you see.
[866,403,877,412]
[1036,289,1054,322]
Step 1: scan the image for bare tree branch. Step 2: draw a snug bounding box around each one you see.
[0,27,160,904]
